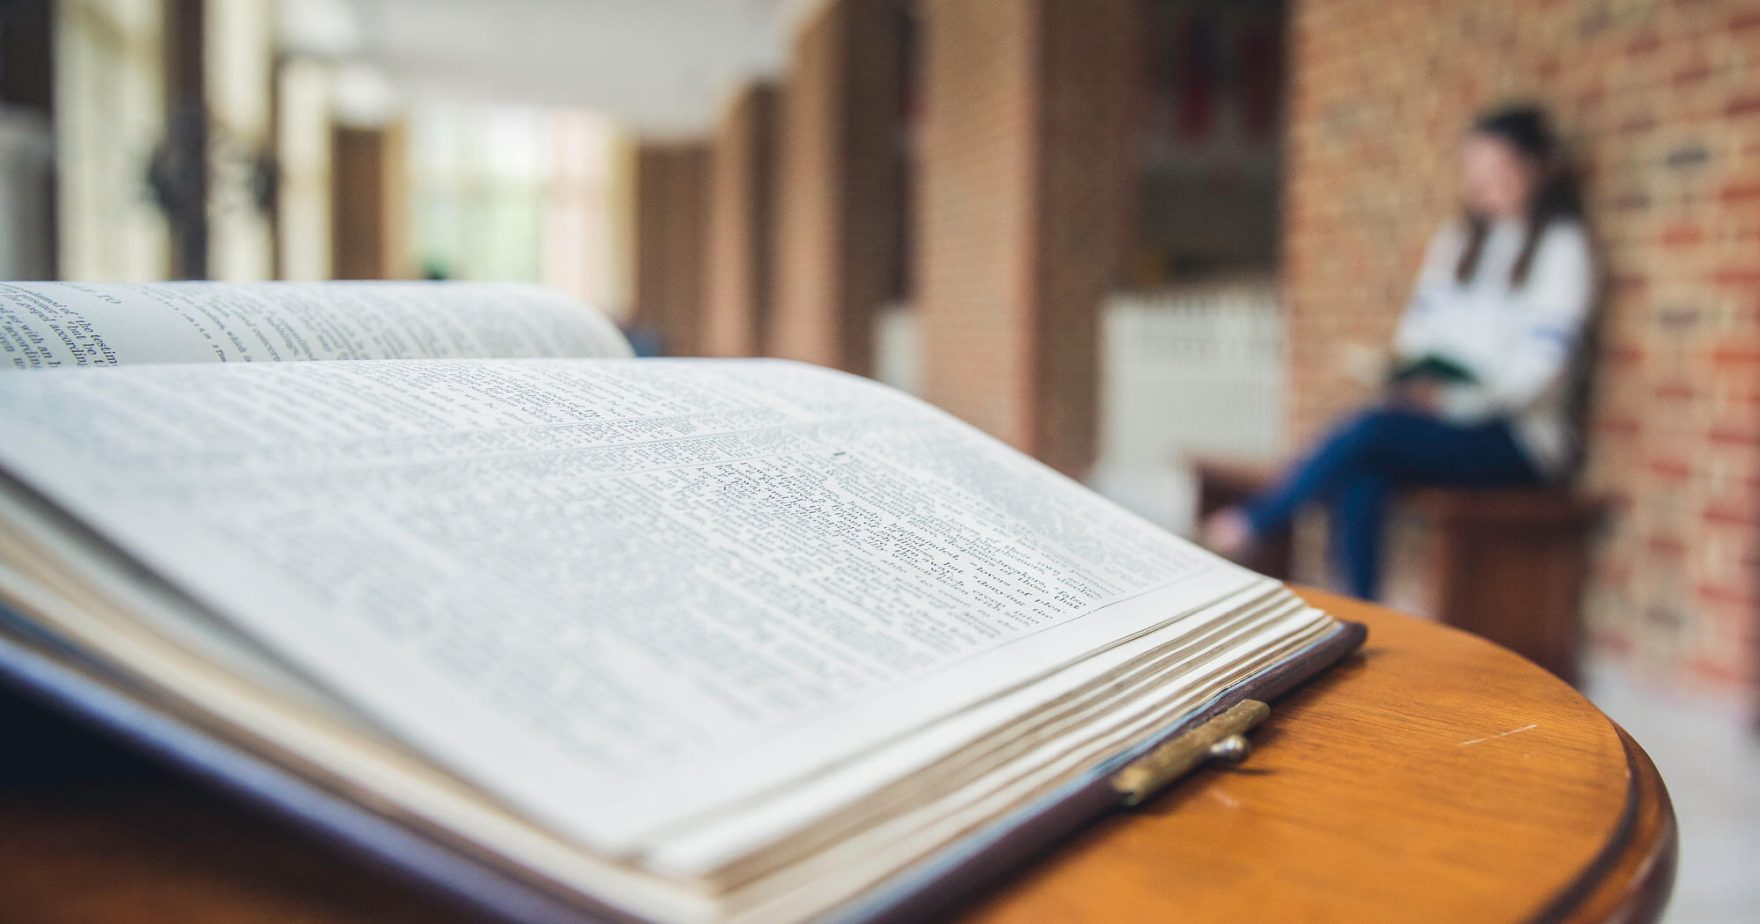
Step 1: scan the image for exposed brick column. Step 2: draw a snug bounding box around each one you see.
[330,122,407,281]
[915,0,1135,475]
[702,83,779,356]
[633,143,709,355]
[1282,0,1760,699]
[769,0,906,375]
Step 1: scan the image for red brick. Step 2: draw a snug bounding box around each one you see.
[702,84,779,357]
[1599,558,1633,586]
[1594,631,1635,655]
[1672,64,1712,86]
[633,144,709,355]
[1647,533,1687,557]
[1645,457,1692,480]
[1615,114,1658,135]
[1653,379,1697,401]
[1721,183,1760,203]
[1683,654,1753,689]
[917,0,1135,474]
[1697,581,1760,610]
[1706,504,1760,528]
[769,0,907,374]
[1710,426,1760,447]
[1713,269,1760,289]
[1712,342,1760,367]
[1660,223,1704,247]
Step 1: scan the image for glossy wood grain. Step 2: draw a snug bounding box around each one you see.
[1552,726,1676,924]
[961,588,1673,923]
[0,589,1672,923]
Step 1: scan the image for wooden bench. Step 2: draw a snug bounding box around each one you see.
[1193,457,1606,684]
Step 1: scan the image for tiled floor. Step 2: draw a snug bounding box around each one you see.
[1582,660,1760,922]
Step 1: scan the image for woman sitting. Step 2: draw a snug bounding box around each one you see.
[1203,104,1597,600]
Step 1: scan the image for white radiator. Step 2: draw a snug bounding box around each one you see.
[1092,283,1286,532]
[1098,283,1285,465]
[873,304,920,396]
[871,286,1287,532]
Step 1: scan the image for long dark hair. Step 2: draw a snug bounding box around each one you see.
[1455,104,1584,288]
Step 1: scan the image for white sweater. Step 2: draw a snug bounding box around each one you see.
[1394,217,1596,476]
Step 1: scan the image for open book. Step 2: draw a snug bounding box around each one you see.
[0,282,1362,923]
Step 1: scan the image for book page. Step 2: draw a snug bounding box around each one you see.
[0,358,1267,856]
[0,281,631,368]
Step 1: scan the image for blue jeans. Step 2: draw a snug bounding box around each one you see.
[1242,407,1542,600]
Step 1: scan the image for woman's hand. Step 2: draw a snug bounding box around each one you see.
[1389,378,1444,415]
[1200,508,1255,560]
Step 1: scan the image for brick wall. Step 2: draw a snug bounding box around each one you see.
[702,83,779,356]
[768,0,906,375]
[916,0,1135,474]
[1284,0,1760,697]
[330,123,405,280]
[1034,0,1140,473]
[633,142,708,355]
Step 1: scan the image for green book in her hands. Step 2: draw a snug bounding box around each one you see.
[1389,353,1478,386]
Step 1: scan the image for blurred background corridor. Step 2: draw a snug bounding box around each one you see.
[0,0,1756,918]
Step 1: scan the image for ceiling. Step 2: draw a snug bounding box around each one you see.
[320,0,810,138]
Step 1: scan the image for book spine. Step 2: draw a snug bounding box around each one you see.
[0,624,626,924]
[835,619,1368,924]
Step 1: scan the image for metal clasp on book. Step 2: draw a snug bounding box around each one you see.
[1110,699,1270,806]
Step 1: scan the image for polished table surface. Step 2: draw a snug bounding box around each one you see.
[0,588,1675,923]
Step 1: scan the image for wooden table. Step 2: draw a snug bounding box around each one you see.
[0,589,1675,923]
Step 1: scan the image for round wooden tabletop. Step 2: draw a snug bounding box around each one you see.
[0,589,1675,923]
[962,587,1677,923]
